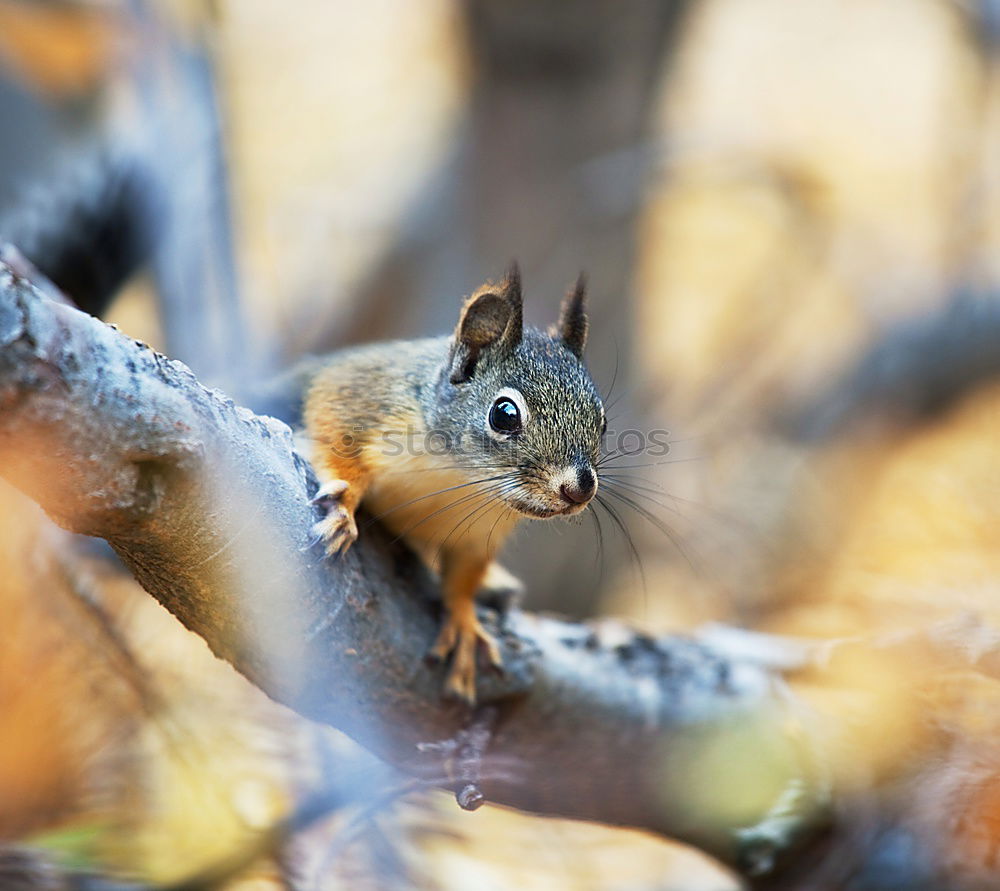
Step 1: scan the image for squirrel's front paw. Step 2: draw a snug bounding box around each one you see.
[311,479,358,558]
[428,610,503,705]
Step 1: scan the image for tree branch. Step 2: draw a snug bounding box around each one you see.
[0,260,828,876]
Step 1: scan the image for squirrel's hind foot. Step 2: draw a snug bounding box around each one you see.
[479,562,523,616]
[428,610,503,705]
[311,478,358,558]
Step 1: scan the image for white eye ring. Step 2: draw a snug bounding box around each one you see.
[485,387,530,441]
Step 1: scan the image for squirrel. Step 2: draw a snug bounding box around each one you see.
[304,265,605,703]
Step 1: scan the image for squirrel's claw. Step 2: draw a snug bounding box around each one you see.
[311,511,358,558]
[428,613,503,705]
[310,478,357,558]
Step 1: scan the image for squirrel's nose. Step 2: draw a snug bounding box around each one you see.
[560,466,597,505]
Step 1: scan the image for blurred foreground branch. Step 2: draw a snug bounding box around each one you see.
[0,260,830,880]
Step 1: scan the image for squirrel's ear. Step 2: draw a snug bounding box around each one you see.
[552,272,588,358]
[449,264,524,384]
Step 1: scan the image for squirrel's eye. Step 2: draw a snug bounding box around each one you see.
[489,397,522,435]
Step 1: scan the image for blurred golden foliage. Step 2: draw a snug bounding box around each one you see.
[218,0,467,345]
[0,1,124,97]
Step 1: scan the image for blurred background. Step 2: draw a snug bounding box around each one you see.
[3,0,1000,887]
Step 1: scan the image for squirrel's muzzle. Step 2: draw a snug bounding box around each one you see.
[557,464,597,507]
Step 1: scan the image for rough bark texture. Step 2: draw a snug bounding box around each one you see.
[0,261,828,877]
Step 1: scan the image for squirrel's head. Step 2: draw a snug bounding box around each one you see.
[436,264,604,519]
